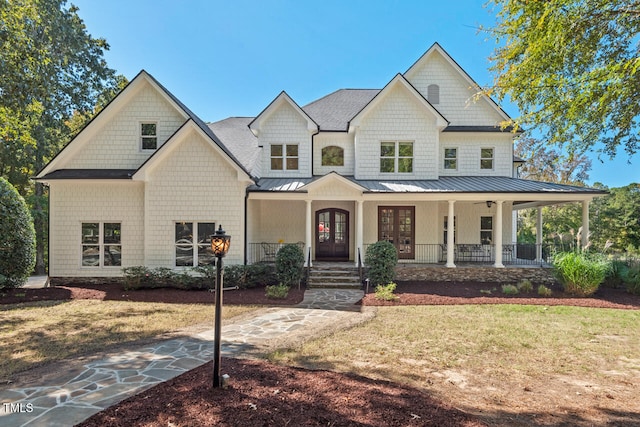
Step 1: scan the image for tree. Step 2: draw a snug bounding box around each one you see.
[590,183,640,253]
[0,178,36,288]
[486,0,640,158]
[1,0,121,273]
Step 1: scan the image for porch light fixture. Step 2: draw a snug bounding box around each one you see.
[486,201,493,208]
[210,225,231,388]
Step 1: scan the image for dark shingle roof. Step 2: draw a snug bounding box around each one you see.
[37,169,136,180]
[302,89,379,131]
[207,117,260,176]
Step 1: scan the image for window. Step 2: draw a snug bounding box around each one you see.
[444,148,457,170]
[271,144,298,170]
[321,146,344,166]
[380,141,413,173]
[141,122,157,150]
[82,222,121,267]
[427,84,440,104]
[175,222,216,266]
[481,148,494,170]
[443,216,456,244]
[481,216,493,244]
[378,206,415,259]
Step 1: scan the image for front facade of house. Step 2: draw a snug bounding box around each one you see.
[37,43,605,278]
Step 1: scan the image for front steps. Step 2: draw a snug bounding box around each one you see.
[307,262,362,289]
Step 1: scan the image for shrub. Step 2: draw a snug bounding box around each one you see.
[538,285,553,297]
[122,266,153,290]
[265,283,290,299]
[501,284,519,295]
[122,266,213,290]
[275,244,304,287]
[553,252,609,296]
[624,265,640,296]
[224,264,277,289]
[0,178,36,289]
[604,260,629,288]
[365,241,398,286]
[516,279,533,293]
[374,282,399,301]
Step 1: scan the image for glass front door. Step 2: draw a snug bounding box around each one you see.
[316,208,349,260]
[378,206,415,259]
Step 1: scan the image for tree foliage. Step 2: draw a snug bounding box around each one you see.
[590,183,640,253]
[486,0,640,158]
[0,178,36,288]
[1,0,123,273]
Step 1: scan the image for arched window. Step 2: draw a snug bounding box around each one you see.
[321,146,344,166]
[427,84,440,104]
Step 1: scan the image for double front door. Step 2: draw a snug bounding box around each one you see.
[316,208,349,260]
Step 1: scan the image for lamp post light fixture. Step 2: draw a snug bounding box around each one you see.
[210,225,230,388]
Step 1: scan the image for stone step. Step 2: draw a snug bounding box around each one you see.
[307,265,361,289]
[307,281,362,290]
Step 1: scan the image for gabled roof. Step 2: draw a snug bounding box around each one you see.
[348,74,449,132]
[404,42,512,123]
[249,91,318,136]
[208,117,260,177]
[36,70,253,181]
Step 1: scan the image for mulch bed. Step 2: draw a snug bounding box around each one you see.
[77,358,485,427]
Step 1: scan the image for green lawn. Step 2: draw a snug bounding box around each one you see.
[0,300,257,379]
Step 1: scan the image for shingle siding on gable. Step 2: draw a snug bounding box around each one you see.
[144,132,245,266]
[407,53,504,126]
[439,133,513,177]
[65,84,186,170]
[259,102,312,178]
[355,85,439,180]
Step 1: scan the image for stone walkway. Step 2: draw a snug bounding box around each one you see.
[0,289,365,427]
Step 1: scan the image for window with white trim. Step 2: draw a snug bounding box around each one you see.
[380,141,413,173]
[481,148,494,170]
[82,222,121,267]
[140,122,157,150]
[271,144,298,170]
[481,216,493,244]
[444,148,457,170]
[175,222,217,266]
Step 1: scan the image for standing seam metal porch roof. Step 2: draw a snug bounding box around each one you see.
[249,175,607,194]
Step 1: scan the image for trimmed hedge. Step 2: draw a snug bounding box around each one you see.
[0,178,36,289]
[365,241,398,286]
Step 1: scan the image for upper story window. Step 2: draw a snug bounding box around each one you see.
[141,122,157,150]
[321,146,344,166]
[380,141,413,173]
[444,148,457,170]
[271,144,298,170]
[481,148,494,170]
[427,84,440,104]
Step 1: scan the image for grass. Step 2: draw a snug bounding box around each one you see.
[270,305,640,388]
[0,300,257,379]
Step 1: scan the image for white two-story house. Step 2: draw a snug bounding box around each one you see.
[36,43,605,278]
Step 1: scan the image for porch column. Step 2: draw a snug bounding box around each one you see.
[494,200,505,268]
[446,200,456,268]
[536,206,543,262]
[582,200,590,249]
[305,199,313,267]
[355,199,364,267]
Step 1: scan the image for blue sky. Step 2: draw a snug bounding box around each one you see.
[72,0,638,187]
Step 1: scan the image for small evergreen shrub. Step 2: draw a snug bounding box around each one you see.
[224,264,277,289]
[122,266,213,290]
[374,282,399,301]
[624,265,640,296]
[537,285,553,297]
[265,283,290,299]
[0,178,36,289]
[516,279,533,293]
[275,244,304,287]
[501,284,519,295]
[365,241,398,286]
[553,252,609,296]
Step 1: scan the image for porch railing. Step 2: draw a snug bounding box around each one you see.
[361,243,554,266]
[247,242,305,264]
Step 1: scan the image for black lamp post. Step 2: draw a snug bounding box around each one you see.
[210,225,231,388]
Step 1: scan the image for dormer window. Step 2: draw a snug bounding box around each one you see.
[321,146,344,166]
[427,84,440,104]
[141,122,157,150]
[271,144,298,170]
[380,141,413,173]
